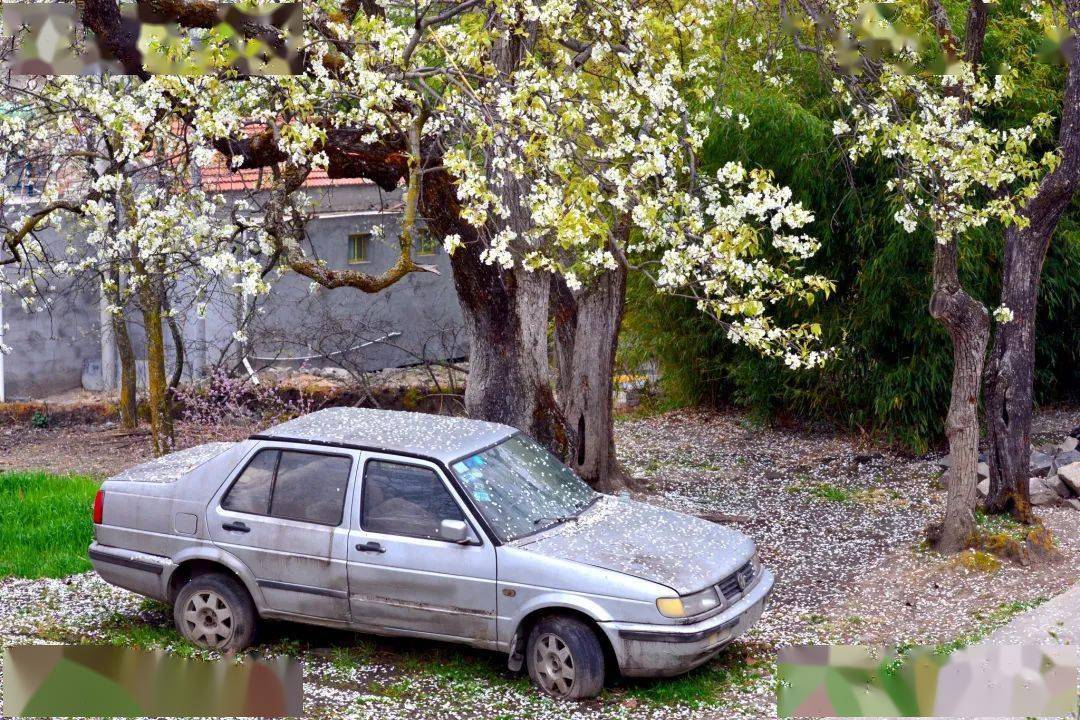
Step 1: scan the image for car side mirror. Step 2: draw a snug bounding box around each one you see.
[439,519,470,544]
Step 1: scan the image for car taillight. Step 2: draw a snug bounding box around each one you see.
[93,489,104,525]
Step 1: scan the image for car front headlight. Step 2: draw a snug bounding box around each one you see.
[656,587,722,618]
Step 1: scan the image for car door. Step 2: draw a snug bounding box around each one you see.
[208,443,356,622]
[346,453,498,645]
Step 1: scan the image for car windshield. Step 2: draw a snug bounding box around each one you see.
[451,435,597,542]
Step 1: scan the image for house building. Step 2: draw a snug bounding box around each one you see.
[0,164,466,401]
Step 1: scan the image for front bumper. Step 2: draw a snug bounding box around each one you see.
[599,568,774,677]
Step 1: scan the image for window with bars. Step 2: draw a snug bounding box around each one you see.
[348,232,370,264]
[417,231,438,256]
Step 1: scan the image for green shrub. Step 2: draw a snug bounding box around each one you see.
[621,12,1078,451]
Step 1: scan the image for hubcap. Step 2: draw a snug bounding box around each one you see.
[533,633,575,697]
[181,590,234,648]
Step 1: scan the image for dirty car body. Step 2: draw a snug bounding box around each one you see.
[90,408,773,691]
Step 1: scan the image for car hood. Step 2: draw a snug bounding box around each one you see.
[511,496,755,595]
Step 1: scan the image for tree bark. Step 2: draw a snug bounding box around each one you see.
[985,18,1080,521]
[928,239,990,553]
[104,267,138,429]
[552,256,630,491]
[450,243,567,454]
[139,275,173,455]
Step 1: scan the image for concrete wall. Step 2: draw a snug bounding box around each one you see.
[246,209,466,374]
[1,183,467,399]
[1,225,102,400]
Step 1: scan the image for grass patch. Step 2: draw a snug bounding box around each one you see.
[614,644,767,707]
[802,482,852,503]
[0,471,99,579]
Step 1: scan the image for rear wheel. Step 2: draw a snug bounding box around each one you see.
[526,615,605,700]
[173,572,257,652]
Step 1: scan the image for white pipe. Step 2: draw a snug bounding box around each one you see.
[242,357,260,386]
[247,334,403,362]
[99,283,117,392]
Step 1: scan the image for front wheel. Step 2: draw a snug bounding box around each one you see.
[173,572,257,652]
[525,616,605,700]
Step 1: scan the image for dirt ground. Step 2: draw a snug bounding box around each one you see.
[1,406,1079,718]
[0,421,257,477]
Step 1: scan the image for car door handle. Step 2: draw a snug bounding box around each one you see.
[222,521,251,533]
[355,541,385,553]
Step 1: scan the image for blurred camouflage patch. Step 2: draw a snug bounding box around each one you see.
[777,644,1079,717]
[2,645,303,716]
[1,2,303,75]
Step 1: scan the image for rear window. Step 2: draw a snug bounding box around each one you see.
[222,449,352,526]
[271,452,351,526]
[222,450,276,514]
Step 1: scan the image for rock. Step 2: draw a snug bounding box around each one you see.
[1060,436,1079,453]
[854,452,882,464]
[1029,451,1053,477]
[1059,462,1080,496]
[1065,499,1080,511]
[1041,473,1072,499]
[977,462,989,478]
[935,454,952,469]
[1071,425,1080,441]
[977,478,989,497]
[1029,477,1060,506]
[1054,449,1080,466]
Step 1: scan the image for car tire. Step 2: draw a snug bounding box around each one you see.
[526,615,605,700]
[173,572,257,652]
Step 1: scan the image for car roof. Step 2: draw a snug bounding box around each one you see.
[253,407,517,463]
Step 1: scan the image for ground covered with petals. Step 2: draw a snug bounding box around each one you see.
[1,408,1078,718]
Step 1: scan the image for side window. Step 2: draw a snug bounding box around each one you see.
[271,451,352,526]
[362,461,465,540]
[222,450,278,515]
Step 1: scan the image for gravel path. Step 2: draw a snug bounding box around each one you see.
[1,408,1080,718]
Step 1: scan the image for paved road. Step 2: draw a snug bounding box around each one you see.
[977,583,1080,646]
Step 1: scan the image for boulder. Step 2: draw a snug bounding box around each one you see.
[1041,473,1072,499]
[1071,425,1080,441]
[1060,436,1079,453]
[1029,451,1054,477]
[1029,477,1060,506]
[1065,499,1080,512]
[1059,462,1080,496]
[977,462,989,478]
[935,454,952,469]
[1054,449,1080,467]
[977,478,989,497]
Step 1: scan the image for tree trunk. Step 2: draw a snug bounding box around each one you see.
[450,243,566,453]
[113,311,138,430]
[552,262,629,491]
[928,239,990,553]
[985,19,1080,521]
[137,270,173,455]
[104,269,138,429]
[984,224,1043,524]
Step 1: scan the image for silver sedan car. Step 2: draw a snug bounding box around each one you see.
[89,407,773,699]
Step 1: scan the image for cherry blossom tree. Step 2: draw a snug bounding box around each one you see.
[780,0,1079,549]
[4,0,834,474]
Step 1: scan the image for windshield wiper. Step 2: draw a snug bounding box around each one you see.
[532,515,578,526]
